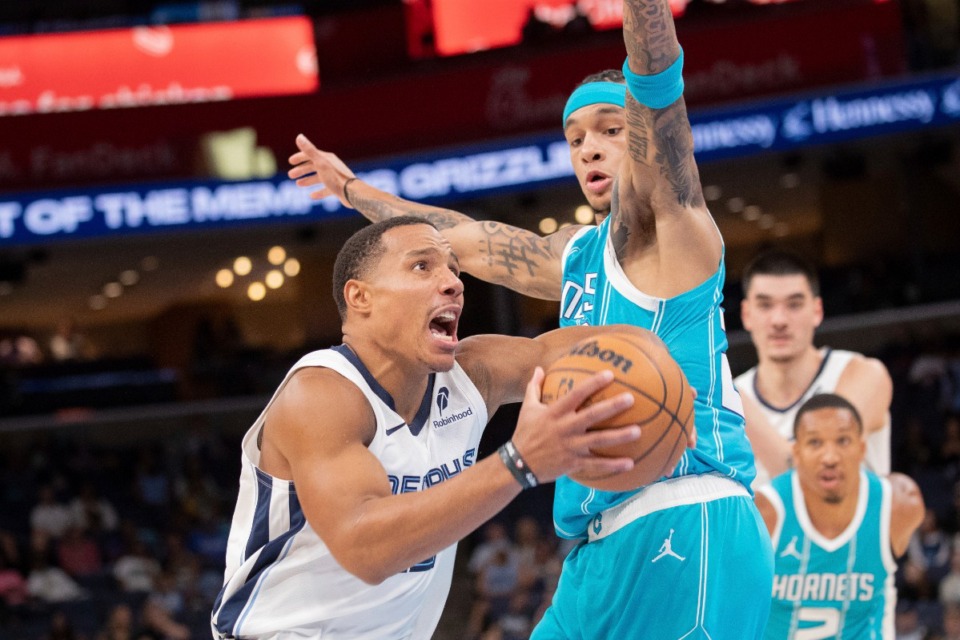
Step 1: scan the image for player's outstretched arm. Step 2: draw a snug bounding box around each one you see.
[741,392,793,478]
[889,472,925,558]
[456,324,654,410]
[288,134,577,300]
[836,355,893,436]
[266,365,638,585]
[615,0,720,290]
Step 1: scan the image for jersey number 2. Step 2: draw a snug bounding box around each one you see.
[796,607,840,639]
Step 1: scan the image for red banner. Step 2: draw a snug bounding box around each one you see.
[419,0,808,57]
[0,1,903,193]
[0,16,318,117]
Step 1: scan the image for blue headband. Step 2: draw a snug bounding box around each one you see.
[562,82,626,125]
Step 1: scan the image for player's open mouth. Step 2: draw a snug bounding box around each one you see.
[429,308,460,345]
[585,171,612,194]
[818,471,841,488]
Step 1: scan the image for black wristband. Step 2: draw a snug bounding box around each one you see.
[498,440,538,490]
[343,177,358,208]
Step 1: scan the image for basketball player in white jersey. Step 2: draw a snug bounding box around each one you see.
[756,393,923,639]
[736,250,893,486]
[211,216,647,639]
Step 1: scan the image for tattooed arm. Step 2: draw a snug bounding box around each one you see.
[289,133,577,300]
[615,0,721,290]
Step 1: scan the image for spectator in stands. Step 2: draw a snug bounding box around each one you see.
[940,548,960,606]
[0,530,24,574]
[896,599,933,640]
[159,532,199,601]
[26,553,86,604]
[133,450,170,514]
[30,485,73,539]
[172,456,221,522]
[69,483,119,537]
[184,508,228,566]
[909,509,954,598]
[495,592,534,640]
[57,525,103,579]
[466,546,522,640]
[45,609,80,640]
[139,598,190,640]
[468,522,514,576]
[95,603,134,640]
[518,537,562,613]
[512,516,541,569]
[49,317,95,362]
[112,539,160,593]
[0,548,28,611]
[146,571,184,619]
[942,603,960,640]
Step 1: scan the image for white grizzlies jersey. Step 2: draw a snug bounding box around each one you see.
[759,469,897,639]
[736,348,891,486]
[211,344,488,639]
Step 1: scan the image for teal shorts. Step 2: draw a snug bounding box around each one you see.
[533,476,774,640]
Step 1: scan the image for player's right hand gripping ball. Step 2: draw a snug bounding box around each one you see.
[542,331,695,492]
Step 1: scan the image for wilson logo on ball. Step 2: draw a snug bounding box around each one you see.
[569,339,634,374]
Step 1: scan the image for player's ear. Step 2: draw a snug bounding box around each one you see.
[812,296,824,328]
[344,279,372,316]
[740,298,753,331]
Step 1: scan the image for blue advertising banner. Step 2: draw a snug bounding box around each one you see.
[1,72,958,247]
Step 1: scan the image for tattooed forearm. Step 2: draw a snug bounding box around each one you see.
[611,219,631,262]
[651,101,705,209]
[477,222,553,278]
[471,222,572,300]
[622,0,677,73]
[349,188,472,231]
[625,97,651,165]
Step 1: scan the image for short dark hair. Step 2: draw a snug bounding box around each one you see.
[576,68,625,88]
[741,249,820,297]
[793,393,863,437]
[332,216,436,321]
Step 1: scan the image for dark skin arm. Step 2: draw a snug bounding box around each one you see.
[258,332,644,585]
[288,135,580,300]
[456,323,697,452]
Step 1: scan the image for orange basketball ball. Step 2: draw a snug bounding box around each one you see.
[542,331,695,492]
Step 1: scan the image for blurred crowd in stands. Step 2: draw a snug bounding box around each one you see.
[0,321,958,638]
[0,424,236,639]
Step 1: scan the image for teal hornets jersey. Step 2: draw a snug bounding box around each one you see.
[759,469,897,639]
[553,214,756,539]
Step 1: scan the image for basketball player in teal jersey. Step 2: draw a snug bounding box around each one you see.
[289,0,773,635]
[756,394,924,639]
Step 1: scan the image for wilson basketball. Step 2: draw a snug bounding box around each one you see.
[542,331,695,492]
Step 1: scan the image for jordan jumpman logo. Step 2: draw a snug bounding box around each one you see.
[780,536,803,560]
[652,529,686,563]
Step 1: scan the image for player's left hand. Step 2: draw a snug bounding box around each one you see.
[288,134,357,207]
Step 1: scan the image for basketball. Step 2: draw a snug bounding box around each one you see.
[542,331,695,492]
